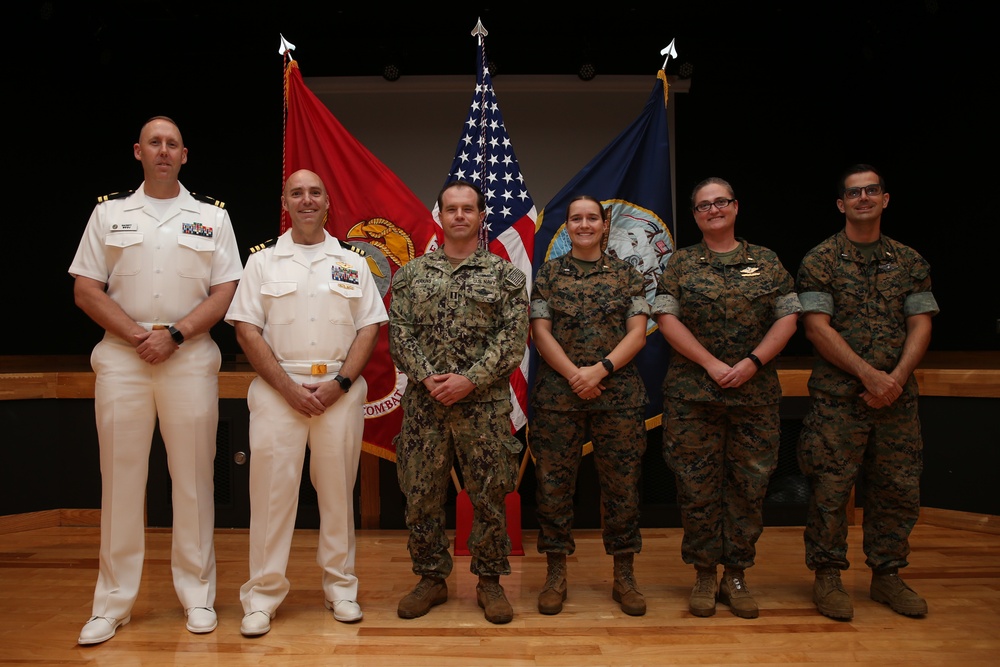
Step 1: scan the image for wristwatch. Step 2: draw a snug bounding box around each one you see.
[167,325,185,345]
[600,358,615,375]
[334,374,352,392]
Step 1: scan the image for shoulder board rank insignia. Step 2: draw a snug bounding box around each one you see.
[249,238,277,254]
[339,240,366,256]
[96,190,135,204]
[191,192,226,209]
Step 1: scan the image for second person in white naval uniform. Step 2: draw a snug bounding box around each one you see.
[225,169,388,637]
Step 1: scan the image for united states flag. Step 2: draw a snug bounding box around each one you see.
[435,22,535,433]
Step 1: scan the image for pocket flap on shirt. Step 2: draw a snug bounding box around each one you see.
[177,235,216,252]
[104,232,143,248]
[260,281,298,297]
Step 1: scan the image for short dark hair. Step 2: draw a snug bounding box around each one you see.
[437,180,485,212]
[838,163,886,196]
[690,177,734,207]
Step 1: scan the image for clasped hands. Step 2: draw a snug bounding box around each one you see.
[569,363,607,400]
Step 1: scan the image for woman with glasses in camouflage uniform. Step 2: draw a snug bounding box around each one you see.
[652,177,801,619]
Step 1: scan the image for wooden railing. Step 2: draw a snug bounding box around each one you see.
[3,352,998,401]
[2,352,997,528]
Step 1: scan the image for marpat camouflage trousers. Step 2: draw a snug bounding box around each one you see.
[798,388,922,572]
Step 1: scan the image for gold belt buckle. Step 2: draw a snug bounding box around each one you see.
[152,324,167,330]
[310,363,327,375]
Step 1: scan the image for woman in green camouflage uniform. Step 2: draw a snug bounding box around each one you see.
[652,177,801,619]
[529,195,649,616]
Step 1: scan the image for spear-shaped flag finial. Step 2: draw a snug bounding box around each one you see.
[279,34,296,59]
[660,39,678,70]
[471,18,488,42]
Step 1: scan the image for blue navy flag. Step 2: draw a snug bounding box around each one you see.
[436,22,536,432]
[534,70,676,427]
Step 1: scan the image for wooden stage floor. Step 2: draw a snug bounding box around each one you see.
[1,521,998,666]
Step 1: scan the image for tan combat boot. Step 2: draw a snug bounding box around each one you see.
[397,576,448,619]
[718,568,759,619]
[538,553,568,615]
[612,553,646,616]
[870,568,928,616]
[477,575,514,624]
[813,568,853,620]
[689,566,717,617]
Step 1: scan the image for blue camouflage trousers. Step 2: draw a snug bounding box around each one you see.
[396,394,519,578]
[663,399,780,571]
[798,388,922,572]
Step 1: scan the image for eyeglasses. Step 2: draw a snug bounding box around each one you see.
[842,184,883,199]
[693,198,735,213]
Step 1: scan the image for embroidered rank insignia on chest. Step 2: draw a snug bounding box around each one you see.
[332,262,359,286]
[740,266,761,277]
[182,222,214,238]
[110,222,138,232]
[878,262,897,272]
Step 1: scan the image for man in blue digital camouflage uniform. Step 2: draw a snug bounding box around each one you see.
[389,180,528,625]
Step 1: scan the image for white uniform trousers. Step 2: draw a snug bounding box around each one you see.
[240,372,366,614]
[89,333,220,618]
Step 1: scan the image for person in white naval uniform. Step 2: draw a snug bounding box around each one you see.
[69,116,242,645]
[225,169,388,637]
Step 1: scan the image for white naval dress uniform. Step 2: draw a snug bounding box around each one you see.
[225,229,388,614]
[68,182,243,619]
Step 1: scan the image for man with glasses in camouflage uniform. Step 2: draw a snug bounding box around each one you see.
[797,163,939,620]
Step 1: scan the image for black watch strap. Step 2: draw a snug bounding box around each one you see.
[334,374,352,392]
[167,325,185,345]
[600,358,614,375]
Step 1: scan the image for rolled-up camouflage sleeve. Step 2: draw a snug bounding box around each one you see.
[464,265,529,388]
[775,292,803,319]
[529,263,551,320]
[773,261,802,319]
[626,266,650,318]
[904,253,940,317]
[651,259,681,317]
[796,249,834,316]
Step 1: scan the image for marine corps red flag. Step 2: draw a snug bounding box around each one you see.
[282,47,440,461]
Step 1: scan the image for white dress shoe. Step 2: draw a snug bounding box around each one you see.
[240,610,273,637]
[185,606,218,633]
[78,615,130,645]
[325,599,363,623]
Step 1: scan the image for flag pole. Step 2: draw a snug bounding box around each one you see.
[278,35,297,234]
[660,38,677,108]
[471,18,490,250]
